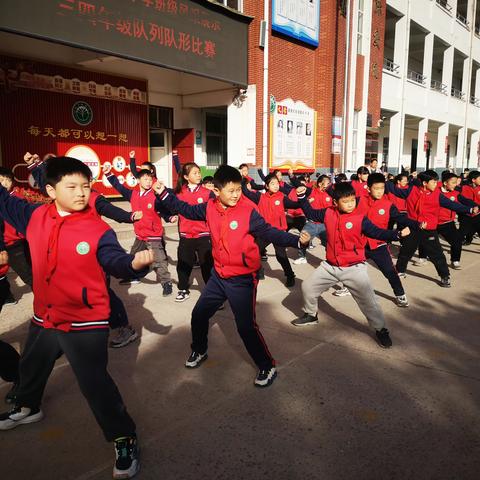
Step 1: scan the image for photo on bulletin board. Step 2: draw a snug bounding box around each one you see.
[271,0,320,47]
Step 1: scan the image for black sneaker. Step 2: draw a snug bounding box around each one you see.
[113,436,140,479]
[0,405,44,430]
[285,275,295,287]
[439,277,451,288]
[185,351,208,368]
[291,313,318,327]
[254,367,277,387]
[5,382,18,404]
[162,281,173,296]
[175,290,190,302]
[375,328,393,349]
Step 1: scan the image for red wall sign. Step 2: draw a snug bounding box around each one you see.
[0,55,148,197]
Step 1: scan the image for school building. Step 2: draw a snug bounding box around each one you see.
[0,1,479,195]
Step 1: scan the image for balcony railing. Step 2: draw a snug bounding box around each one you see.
[430,79,448,94]
[436,0,452,12]
[383,58,400,74]
[456,12,469,27]
[407,69,426,85]
[470,95,480,107]
[451,87,465,100]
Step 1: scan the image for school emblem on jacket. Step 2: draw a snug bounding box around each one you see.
[230,220,238,230]
[378,209,385,215]
[326,197,331,202]
[76,241,90,255]
[147,203,153,209]
[450,196,455,201]
[345,222,353,229]
[197,197,204,203]
[275,200,281,206]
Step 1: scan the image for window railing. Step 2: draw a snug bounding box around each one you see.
[436,0,452,12]
[430,79,448,94]
[451,87,465,100]
[470,95,480,107]
[456,12,469,27]
[383,58,400,74]
[407,69,426,85]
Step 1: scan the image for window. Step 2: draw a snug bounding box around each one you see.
[206,110,227,167]
[213,0,242,11]
[118,87,127,100]
[53,76,64,90]
[104,84,112,97]
[132,89,141,102]
[351,110,359,168]
[357,0,364,54]
[72,78,81,94]
[88,81,97,95]
[149,106,173,129]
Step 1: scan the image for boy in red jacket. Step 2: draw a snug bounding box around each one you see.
[154,165,310,387]
[386,170,478,287]
[104,163,173,295]
[0,157,154,479]
[292,182,412,348]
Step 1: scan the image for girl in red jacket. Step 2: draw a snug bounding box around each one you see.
[174,163,215,302]
[242,173,298,287]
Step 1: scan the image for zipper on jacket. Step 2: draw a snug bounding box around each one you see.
[82,287,93,309]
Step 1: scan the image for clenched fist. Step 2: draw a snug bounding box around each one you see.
[0,250,8,266]
[399,227,411,238]
[132,211,143,221]
[129,150,135,159]
[24,152,39,165]
[132,249,154,271]
[296,186,307,196]
[102,163,112,175]
[299,230,311,247]
[152,181,165,195]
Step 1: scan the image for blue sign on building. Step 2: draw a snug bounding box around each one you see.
[271,0,320,47]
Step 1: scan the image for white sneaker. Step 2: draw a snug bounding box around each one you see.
[395,295,409,307]
[451,261,461,270]
[254,367,277,387]
[413,258,427,266]
[0,406,44,430]
[293,257,307,265]
[398,272,407,279]
[333,287,351,297]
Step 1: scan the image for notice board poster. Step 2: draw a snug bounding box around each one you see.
[270,98,316,170]
[272,0,320,47]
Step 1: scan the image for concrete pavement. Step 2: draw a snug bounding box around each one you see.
[1,219,479,480]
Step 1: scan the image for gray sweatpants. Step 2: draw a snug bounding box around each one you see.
[130,238,171,285]
[302,261,386,331]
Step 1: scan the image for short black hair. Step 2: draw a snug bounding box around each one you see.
[316,174,329,185]
[442,171,457,182]
[467,170,480,182]
[394,173,407,183]
[367,172,386,187]
[264,173,278,187]
[213,165,242,189]
[332,182,356,201]
[238,163,248,170]
[0,167,14,182]
[357,166,369,175]
[335,173,347,183]
[45,156,92,187]
[418,170,439,183]
[136,169,154,180]
[202,176,214,184]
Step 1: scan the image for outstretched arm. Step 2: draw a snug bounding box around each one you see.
[103,163,133,202]
[94,194,134,223]
[296,190,327,223]
[241,184,261,204]
[439,195,477,215]
[154,183,208,221]
[0,186,41,235]
[361,217,407,242]
[249,210,310,248]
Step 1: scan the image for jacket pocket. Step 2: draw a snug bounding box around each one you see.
[241,252,249,268]
[82,287,93,309]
